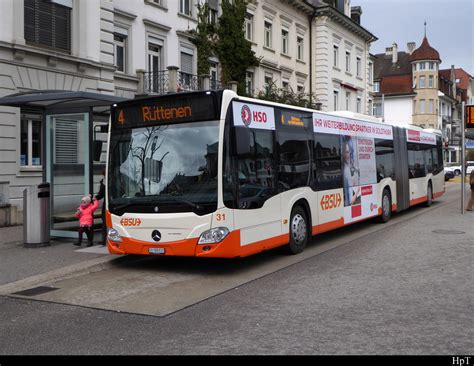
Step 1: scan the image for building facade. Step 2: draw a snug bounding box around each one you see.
[0,0,205,225]
[312,0,377,113]
[373,35,472,164]
[0,0,377,226]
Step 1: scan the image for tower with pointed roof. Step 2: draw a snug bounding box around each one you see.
[410,35,441,128]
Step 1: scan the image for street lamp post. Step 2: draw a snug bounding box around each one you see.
[461,101,465,214]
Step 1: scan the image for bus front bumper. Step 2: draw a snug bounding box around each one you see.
[107,230,242,258]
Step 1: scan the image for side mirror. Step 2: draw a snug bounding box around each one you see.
[235,127,252,156]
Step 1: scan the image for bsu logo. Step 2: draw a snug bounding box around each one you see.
[320,193,342,211]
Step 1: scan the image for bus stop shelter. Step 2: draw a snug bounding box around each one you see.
[0,90,127,239]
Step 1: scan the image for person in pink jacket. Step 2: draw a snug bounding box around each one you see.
[74,195,99,247]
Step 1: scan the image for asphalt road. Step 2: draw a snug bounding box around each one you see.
[0,185,472,355]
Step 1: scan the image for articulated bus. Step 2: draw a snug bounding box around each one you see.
[105,90,444,258]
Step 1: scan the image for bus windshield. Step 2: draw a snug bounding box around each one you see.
[108,121,219,215]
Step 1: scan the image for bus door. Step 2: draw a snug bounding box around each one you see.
[231,102,282,249]
[275,109,314,234]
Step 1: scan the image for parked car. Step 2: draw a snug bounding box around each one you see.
[444,169,455,181]
[466,161,474,175]
[444,163,463,176]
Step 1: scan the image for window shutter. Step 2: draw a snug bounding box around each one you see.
[55,120,78,164]
[24,0,71,53]
[180,52,193,74]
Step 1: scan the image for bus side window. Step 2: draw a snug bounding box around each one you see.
[313,133,342,190]
[375,139,395,183]
[408,143,426,178]
[277,129,311,191]
[236,129,277,210]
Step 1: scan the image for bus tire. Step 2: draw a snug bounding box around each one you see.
[425,182,433,207]
[378,188,392,223]
[286,206,308,255]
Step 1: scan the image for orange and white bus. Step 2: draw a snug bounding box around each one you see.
[105,90,444,257]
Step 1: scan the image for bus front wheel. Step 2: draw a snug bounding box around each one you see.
[286,206,308,255]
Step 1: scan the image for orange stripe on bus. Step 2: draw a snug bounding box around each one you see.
[433,191,444,199]
[313,218,345,235]
[410,196,428,206]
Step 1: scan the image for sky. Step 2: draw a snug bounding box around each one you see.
[353,0,474,75]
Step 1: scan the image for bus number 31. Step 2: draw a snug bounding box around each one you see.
[215,213,226,221]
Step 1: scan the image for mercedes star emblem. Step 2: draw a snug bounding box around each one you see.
[151,230,162,242]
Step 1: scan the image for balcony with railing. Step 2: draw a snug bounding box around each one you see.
[138,66,234,95]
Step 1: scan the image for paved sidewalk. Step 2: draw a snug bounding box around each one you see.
[0,225,117,287]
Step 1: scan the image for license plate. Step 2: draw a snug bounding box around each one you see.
[149,247,165,255]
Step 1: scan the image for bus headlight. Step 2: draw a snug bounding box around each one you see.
[198,227,230,245]
[107,228,122,242]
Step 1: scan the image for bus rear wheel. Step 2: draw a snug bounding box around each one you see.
[286,206,308,255]
[378,189,392,223]
[425,183,433,207]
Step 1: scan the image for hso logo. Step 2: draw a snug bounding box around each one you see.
[241,105,252,126]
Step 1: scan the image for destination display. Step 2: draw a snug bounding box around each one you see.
[112,93,219,129]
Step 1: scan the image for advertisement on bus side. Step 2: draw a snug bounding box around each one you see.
[313,113,391,224]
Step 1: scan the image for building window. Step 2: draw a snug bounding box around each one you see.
[356,97,361,113]
[429,62,435,70]
[333,90,339,110]
[297,36,304,61]
[345,51,351,73]
[369,61,373,83]
[264,21,272,48]
[24,0,71,53]
[210,62,218,89]
[356,57,361,77]
[281,29,289,55]
[420,99,426,113]
[429,75,434,88]
[147,41,162,93]
[373,102,382,117]
[180,0,192,16]
[333,45,339,68]
[20,119,42,167]
[209,7,217,24]
[345,91,351,110]
[179,48,194,90]
[114,34,126,73]
[374,81,380,93]
[244,13,253,41]
[264,75,273,92]
[419,76,425,88]
[419,62,426,70]
[282,80,289,91]
[245,71,254,96]
[429,99,434,114]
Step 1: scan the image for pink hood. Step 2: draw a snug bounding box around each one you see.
[77,199,99,226]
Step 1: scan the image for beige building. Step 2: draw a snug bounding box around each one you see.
[312,0,377,113]
[410,37,442,128]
